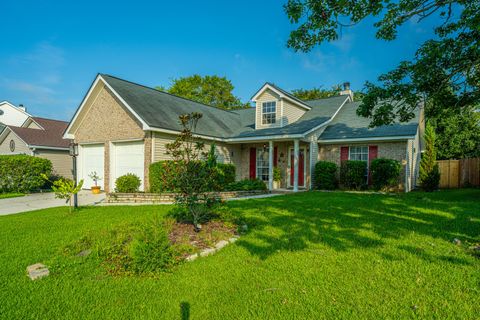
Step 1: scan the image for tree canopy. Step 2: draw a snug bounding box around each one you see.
[157,75,249,110]
[291,85,364,101]
[285,0,480,158]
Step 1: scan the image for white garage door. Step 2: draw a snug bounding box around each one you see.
[111,140,145,191]
[79,144,104,190]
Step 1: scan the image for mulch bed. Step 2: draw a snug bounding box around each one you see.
[168,221,237,252]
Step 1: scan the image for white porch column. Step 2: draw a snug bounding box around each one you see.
[268,140,274,191]
[293,139,299,192]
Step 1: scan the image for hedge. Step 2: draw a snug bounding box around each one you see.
[340,160,367,190]
[314,161,338,190]
[370,158,401,191]
[149,161,236,193]
[0,155,52,193]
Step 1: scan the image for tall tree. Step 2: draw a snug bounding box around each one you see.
[285,0,480,158]
[157,75,249,110]
[291,85,364,101]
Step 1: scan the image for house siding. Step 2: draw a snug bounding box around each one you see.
[152,131,242,180]
[34,149,72,179]
[282,99,306,126]
[319,141,408,189]
[255,89,281,130]
[0,131,30,155]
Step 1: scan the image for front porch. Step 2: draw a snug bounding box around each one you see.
[236,139,317,191]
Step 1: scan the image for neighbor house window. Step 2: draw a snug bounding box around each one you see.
[256,148,269,181]
[348,146,368,161]
[262,101,276,124]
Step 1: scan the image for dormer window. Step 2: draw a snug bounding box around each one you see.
[262,101,276,125]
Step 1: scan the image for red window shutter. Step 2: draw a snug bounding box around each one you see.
[249,148,256,179]
[368,145,378,184]
[340,146,349,162]
[274,146,278,166]
[368,146,378,162]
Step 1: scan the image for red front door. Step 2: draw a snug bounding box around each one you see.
[290,149,305,186]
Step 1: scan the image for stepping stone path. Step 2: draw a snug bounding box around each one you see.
[26,263,49,280]
[186,236,240,262]
[76,249,92,257]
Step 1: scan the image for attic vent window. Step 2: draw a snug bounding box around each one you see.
[0,109,4,115]
[262,101,276,125]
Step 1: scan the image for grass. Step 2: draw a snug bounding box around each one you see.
[0,192,24,199]
[0,189,479,319]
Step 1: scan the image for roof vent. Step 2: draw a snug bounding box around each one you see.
[18,104,26,112]
[340,82,353,101]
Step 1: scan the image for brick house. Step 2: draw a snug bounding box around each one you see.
[63,74,423,192]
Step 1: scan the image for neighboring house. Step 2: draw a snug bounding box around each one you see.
[0,117,73,179]
[64,74,423,192]
[0,101,31,128]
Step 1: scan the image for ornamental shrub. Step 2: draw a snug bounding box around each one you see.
[340,160,367,190]
[370,158,402,191]
[149,161,181,192]
[225,178,267,191]
[149,160,236,193]
[0,155,52,193]
[115,173,141,193]
[419,122,440,191]
[314,161,338,190]
[210,163,236,191]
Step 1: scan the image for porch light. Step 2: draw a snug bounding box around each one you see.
[69,142,79,157]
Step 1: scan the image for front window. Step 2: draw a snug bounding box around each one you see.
[348,146,368,161]
[262,101,276,124]
[256,148,269,181]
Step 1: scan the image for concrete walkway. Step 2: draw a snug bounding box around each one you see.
[0,191,105,216]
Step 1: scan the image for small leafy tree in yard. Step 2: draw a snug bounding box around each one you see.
[165,112,217,231]
[370,158,401,191]
[42,174,83,213]
[314,161,337,190]
[88,171,102,186]
[115,173,141,193]
[419,122,441,191]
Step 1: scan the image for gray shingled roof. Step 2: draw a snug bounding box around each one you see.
[232,95,348,138]
[319,102,419,140]
[101,74,418,141]
[102,74,247,138]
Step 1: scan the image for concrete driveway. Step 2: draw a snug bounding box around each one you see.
[0,191,105,216]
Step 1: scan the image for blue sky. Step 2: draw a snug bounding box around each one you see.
[0,0,439,121]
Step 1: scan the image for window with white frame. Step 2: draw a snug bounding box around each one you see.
[348,146,369,161]
[262,101,276,124]
[256,148,269,181]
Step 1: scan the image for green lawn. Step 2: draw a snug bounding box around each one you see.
[0,190,479,319]
[0,192,24,199]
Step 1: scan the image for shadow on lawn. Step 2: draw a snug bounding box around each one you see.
[228,190,480,263]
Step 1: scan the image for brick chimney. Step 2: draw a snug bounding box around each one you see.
[340,82,353,101]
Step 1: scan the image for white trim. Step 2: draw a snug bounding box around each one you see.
[287,145,307,188]
[148,126,224,142]
[151,131,155,163]
[109,138,143,143]
[251,84,311,110]
[319,136,415,144]
[29,145,69,151]
[405,142,410,193]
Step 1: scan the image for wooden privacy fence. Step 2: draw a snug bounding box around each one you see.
[437,158,480,188]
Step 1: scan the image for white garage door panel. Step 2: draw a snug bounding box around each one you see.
[112,141,144,191]
[80,144,104,189]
